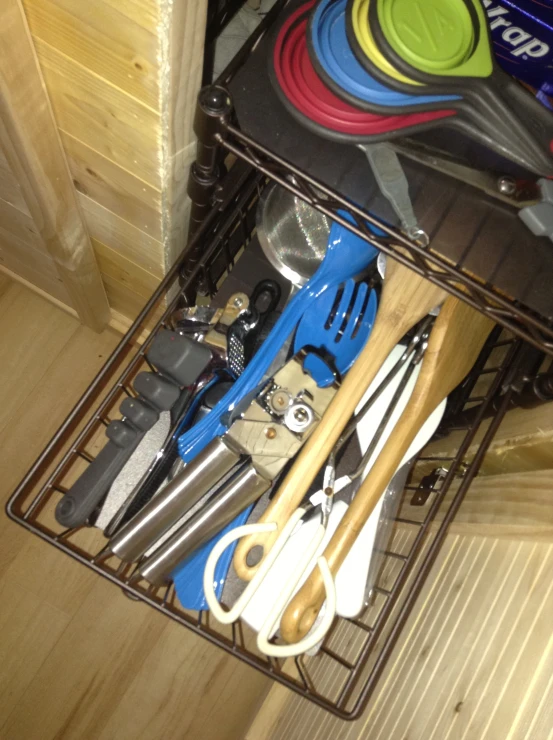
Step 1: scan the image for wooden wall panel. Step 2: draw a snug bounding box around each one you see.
[22,0,159,108]
[92,238,161,320]
[0,0,206,321]
[33,38,161,188]
[401,469,553,542]
[0,0,110,330]
[248,534,553,740]
[0,198,43,248]
[0,160,30,215]
[61,131,162,240]
[0,228,71,305]
[2,0,209,322]
[161,0,208,266]
[0,196,71,305]
[419,401,553,477]
[80,195,164,278]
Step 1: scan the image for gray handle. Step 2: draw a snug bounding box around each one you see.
[361,143,428,244]
[492,72,553,177]
[55,332,212,530]
[55,421,141,529]
[519,179,553,244]
[55,396,161,529]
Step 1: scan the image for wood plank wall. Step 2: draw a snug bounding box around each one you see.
[1,0,207,322]
[0,0,110,331]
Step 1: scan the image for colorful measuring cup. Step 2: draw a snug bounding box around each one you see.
[371,0,553,173]
[271,1,457,143]
[346,0,552,175]
[308,0,459,113]
[308,0,547,171]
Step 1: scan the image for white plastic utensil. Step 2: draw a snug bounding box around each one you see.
[204,507,336,657]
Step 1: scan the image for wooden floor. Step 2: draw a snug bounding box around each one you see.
[0,276,269,740]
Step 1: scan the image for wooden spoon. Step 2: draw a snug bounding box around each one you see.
[280,295,494,644]
[233,255,448,581]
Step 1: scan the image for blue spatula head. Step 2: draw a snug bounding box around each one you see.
[310,0,460,109]
[322,215,381,284]
[295,279,378,386]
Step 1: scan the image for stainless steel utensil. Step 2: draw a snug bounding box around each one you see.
[109,438,240,562]
[136,465,271,585]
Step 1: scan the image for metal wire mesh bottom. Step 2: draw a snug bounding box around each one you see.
[6,167,523,720]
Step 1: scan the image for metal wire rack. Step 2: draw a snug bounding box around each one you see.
[7,156,529,719]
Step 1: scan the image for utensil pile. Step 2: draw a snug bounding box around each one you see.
[50,169,499,659]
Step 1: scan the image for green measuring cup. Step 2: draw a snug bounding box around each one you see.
[373,0,553,174]
[346,0,550,176]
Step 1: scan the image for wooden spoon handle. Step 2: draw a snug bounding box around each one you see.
[233,260,447,581]
[233,318,400,579]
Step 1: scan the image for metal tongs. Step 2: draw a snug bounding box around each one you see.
[321,314,433,502]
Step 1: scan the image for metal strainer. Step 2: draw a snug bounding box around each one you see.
[256,183,330,288]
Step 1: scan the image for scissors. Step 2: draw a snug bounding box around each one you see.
[204,486,337,658]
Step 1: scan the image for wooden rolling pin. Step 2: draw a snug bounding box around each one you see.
[233,257,447,580]
[279,295,494,644]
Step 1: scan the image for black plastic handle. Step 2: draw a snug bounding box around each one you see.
[488,71,553,177]
[250,278,282,316]
[227,280,282,375]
